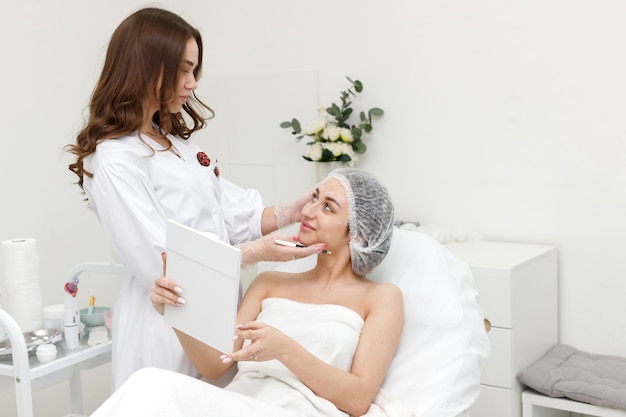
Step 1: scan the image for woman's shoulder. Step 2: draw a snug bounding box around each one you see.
[357,281,403,324]
[365,280,403,304]
[86,135,154,169]
[95,134,151,155]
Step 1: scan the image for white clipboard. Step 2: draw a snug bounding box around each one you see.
[164,220,241,354]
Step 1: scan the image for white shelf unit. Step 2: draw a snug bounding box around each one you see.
[522,389,626,417]
[445,240,558,417]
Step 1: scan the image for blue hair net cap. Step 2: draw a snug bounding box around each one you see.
[327,168,395,275]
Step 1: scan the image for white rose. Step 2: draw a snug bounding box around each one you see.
[341,143,358,165]
[339,127,353,143]
[326,142,345,157]
[322,124,341,142]
[302,118,327,136]
[307,142,324,161]
[342,142,355,156]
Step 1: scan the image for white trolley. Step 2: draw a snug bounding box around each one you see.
[0,262,130,417]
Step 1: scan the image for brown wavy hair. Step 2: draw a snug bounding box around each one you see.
[66,7,214,190]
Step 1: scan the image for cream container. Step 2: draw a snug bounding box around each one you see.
[36,343,58,363]
[43,304,65,332]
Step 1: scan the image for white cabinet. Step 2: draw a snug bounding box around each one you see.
[445,240,558,417]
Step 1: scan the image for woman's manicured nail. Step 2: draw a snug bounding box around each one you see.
[174,286,183,294]
[222,357,232,364]
[176,297,186,305]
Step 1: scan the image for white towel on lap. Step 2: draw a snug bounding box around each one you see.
[91,367,295,417]
[361,389,415,417]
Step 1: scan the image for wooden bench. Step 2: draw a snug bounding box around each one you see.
[522,390,626,417]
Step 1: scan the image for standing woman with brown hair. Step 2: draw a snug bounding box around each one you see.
[65,7,324,391]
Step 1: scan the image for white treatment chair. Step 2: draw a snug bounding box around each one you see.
[90,228,489,417]
[274,227,490,417]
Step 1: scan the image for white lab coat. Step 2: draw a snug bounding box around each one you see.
[83,132,264,390]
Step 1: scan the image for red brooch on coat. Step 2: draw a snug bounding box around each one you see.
[197,152,210,166]
[196,152,220,178]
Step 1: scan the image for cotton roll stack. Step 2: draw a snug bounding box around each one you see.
[1,238,44,332]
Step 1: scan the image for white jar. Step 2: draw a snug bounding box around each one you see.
[43,304,65,332]
[36,343,58,363]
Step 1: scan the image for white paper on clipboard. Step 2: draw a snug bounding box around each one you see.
[164,220,241,354]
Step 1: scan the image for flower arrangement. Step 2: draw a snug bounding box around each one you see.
[280,76,384,165]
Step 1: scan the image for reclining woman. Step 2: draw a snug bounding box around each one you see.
[92,168,403,417]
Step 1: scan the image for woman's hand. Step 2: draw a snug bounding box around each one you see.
[150,252,185,315]
[273,186,318,229]
[151,276,185,315]
[220,322,287,363]
[239,234,327,269]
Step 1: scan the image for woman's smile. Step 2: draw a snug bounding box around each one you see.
[300,221,316,232]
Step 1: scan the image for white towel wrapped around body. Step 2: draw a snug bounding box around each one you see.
[92,297,410,417]
[226,298,361,417]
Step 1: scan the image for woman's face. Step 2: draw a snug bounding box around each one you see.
[170,37,199,113]
[299,178,350,248]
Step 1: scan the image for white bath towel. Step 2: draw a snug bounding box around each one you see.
[362,389,415,417]
[91,368,414,417]
[91,367,295,417]
[225,298,362,416]
[93,298,411,417]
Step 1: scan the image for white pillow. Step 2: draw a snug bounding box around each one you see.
[369,228,489,417]
[274,228,490,417]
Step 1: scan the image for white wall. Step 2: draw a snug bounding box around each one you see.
[1,0,626,415]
